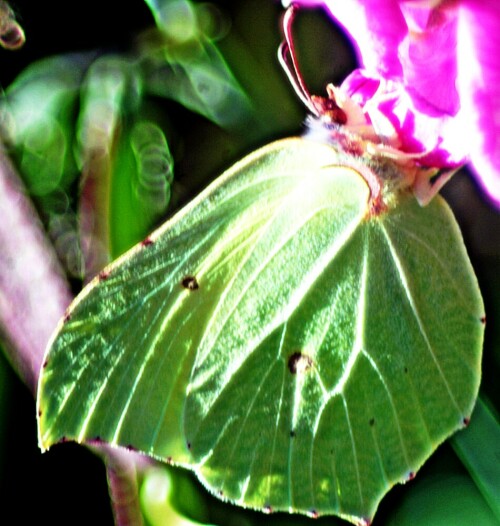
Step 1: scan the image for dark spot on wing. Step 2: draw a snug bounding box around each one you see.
[462,417,470,427]
[186,441,192,450]
[263,504,273,514]
[290,430,296,438]
[369,418,375,427]
[98,270,110,281]
[63,310,71,323]
[141,237,154,247]
[288,351,313,374]
[182,275,199,290]
[480,316,486,325]
[308,509,319,519]
[125,444,137,451]
[42,360,48,369]
[406,471,416,481]
[166,456,173,465]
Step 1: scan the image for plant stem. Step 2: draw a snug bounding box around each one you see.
[97,445,147,526]
[0,150,146,525]
[0,149,72,394]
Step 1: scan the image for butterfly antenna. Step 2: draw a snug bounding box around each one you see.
[278,5,319,116]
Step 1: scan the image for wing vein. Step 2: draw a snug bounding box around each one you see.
[380,224,462,415]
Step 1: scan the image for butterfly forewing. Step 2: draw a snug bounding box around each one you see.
[38,138,368,457]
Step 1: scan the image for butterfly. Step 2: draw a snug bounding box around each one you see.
[37,5,484,524]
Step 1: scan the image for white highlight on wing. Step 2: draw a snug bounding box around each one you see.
[338,247,367,393]
[77,372,112,442]
[193,196,366,422]
[342,395,364,512]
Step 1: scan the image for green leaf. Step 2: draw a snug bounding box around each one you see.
[385,473,499,526]
[141,0,253,129]
[140,466,214,526]
[451,396,500,522]
[1,54,91,195]
[110,120,174,258]
[76,55,145,273]
[37,138,484,524]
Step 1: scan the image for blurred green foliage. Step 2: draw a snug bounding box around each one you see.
[0,0,499,525]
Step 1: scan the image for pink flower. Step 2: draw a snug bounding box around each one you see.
[283,0,500,207]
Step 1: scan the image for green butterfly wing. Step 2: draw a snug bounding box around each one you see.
[37,137,484,524]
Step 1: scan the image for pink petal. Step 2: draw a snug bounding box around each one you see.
[290,0,500,206]
[457,1,500,206]
[290,0,406,78]
[340,69,381,106]
[342,69,467,167]
[293,1,464,162]
[398,1,460,116]
[321,0,461,115]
